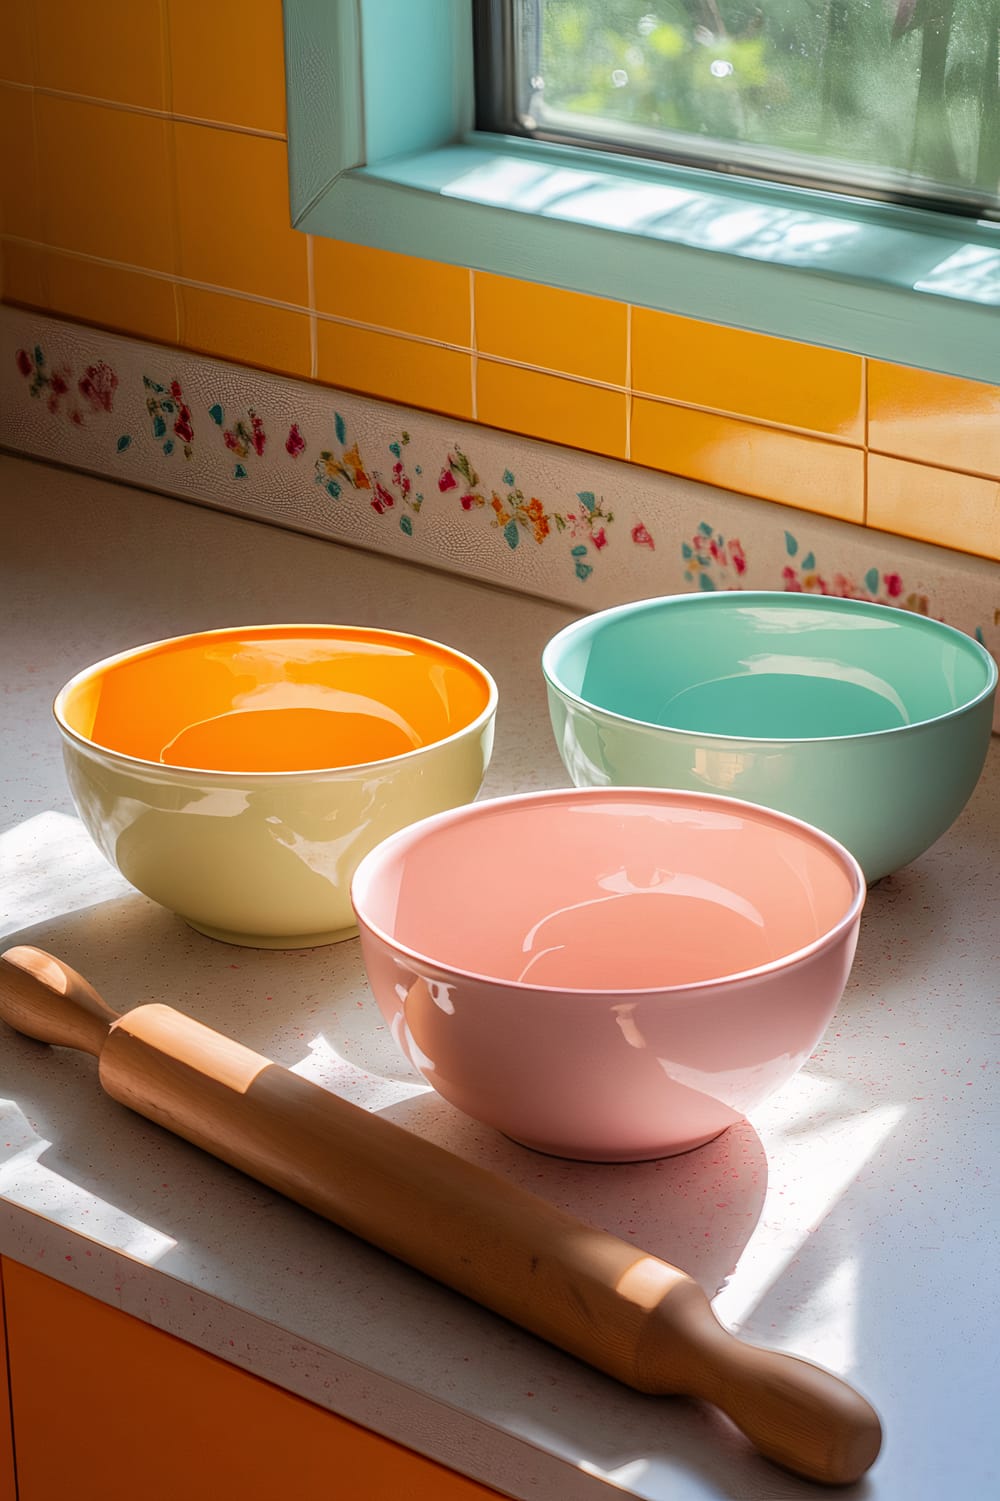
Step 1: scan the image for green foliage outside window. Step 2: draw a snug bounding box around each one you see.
[526,1,1000,211]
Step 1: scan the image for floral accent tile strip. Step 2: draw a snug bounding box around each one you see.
[683,520,936,617]
[778,529,931,614]
[3,307,999,712]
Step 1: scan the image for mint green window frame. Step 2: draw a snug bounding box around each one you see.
[283,0,1000,385]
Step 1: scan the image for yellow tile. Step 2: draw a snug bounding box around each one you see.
[869,361,1000,479]
[477,361,626,459]
[0,85,38,238]
[174,122,307,304]
[44,249,178,342]
[168,0,286,133]
[631,398,864,521]
[868,453,1000,559]
[1,240,49,307]
[35,0,166,110]
[631,308,864,440]
[315,320,472,419]
[0,7,34,84]
[35,95,174,272]
[313,240,470,346]
[475,273,627,386]
[180,285,310,378]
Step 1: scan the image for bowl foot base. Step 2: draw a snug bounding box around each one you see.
[503,1123,733,1163]
[184,919,359,950]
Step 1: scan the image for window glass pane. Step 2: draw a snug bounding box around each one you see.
[512,1,1000,216]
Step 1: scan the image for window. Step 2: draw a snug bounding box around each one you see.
[476,1,1000,221]
[282,0,1000,384]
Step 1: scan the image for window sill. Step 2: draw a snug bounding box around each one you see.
[284,1,1000,386]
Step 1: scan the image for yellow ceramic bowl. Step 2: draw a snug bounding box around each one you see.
[55,624,498,947]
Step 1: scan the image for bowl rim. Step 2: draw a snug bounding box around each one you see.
[540,590,998,745]
[52,621,499,780]
[350,785,867,998]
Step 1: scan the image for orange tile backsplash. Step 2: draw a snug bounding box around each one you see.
[44,249,179,345]
[34,0,166,111]
[868,454,1000,561]
[316,320,473,421]
[179,286,309,379]
[2,0,1000,557]
[168,0,287,134]
[313,241,471,347]
[478,361,627,460]
[0,85,39,242]
[632,308,865,441]
[632,399,865,524]
[869,362,1000,480]
[173,124,307,305]
[0,6,34,85]
[1,241,48,308]
[35,95,174,273]
[475,274,628,387]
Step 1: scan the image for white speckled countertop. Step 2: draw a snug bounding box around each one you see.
[1,452,997,1500]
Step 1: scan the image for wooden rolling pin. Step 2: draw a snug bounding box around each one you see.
[0,946,881,1485]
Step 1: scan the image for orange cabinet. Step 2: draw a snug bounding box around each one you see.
[0,1263,15,1501]
[2,1257,504,1501]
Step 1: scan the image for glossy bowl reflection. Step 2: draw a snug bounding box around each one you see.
[542,592,997,883]
[351,787,865,1161]
[55,624,497,947]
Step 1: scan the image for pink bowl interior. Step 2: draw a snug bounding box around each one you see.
[354,791,860,991]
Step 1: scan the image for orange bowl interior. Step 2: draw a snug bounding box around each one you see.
[58,626,493,772]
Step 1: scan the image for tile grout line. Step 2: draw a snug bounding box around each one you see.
[861,355,870,526]
[306,236,318,381]
[25,90,46,311]
[469,269,478,421]
[158,0,183,349]
[22,0,43,310]
[625,304,633,462]
[22,82,286,139]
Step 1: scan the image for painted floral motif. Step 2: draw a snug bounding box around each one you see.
[682,522,747,591]
[315,416,422,535]
[315,413,370,499]
[144,376,194,459]
[632,522,655,550]
[78,361,118,414]
[439,448,613,579]
[438,447,486,511]
[782,531,929,613]
[222,408,265,478]
[15,345,83,424]
[383,433,424,534]
[285,422,306,457]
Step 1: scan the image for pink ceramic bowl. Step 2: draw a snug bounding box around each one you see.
[351,787,865,1161]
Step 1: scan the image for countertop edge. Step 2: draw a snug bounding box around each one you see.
[0,1197,614,1501]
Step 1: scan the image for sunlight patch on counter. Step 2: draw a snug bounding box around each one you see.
[0,809,128,932]
[714,1070,905,1334]
[0,1099,176,1263]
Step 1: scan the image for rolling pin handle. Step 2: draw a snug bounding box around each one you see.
[642,1277,882,1486]
[0,947,119,1057]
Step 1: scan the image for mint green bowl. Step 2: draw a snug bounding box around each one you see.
[542,592,997,883]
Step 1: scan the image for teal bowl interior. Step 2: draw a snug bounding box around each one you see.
[549,593,993,738]
[542,592,998,881]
